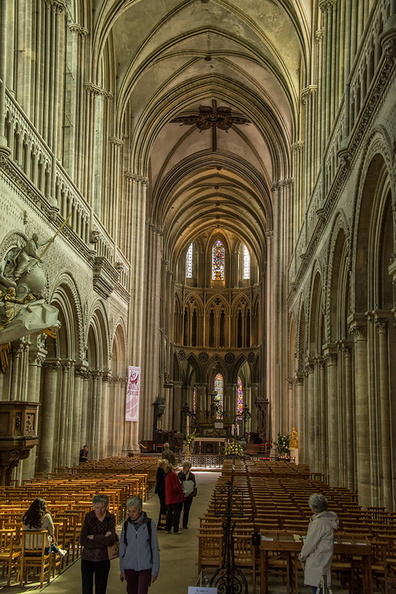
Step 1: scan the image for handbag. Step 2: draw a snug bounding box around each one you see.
[107,533,119,560]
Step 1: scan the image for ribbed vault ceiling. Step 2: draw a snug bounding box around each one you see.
[94,0,311,266]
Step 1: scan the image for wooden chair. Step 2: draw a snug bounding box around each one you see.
[0,529,21,586]
[198,533,223,572]
[233,533,257,592]
[20,530,52,587]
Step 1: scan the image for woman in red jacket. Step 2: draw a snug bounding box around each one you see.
[164,462,185,534]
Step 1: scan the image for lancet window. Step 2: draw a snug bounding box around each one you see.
[186,243,193,278]
[212,239,225,280]
[214,373,224,419]
[237,376,244,417]
[243,244,250,279]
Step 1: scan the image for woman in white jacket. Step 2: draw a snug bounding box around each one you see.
[299,494,339,593]
[119,496,160,594]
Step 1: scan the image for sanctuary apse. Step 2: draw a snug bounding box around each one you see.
[0,0,395,511]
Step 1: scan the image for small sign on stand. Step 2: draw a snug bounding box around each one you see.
[188,586,217,594]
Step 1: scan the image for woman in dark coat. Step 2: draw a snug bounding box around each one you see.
[164,463,185,534]
[79,494,116,594]
[154,458,167,529]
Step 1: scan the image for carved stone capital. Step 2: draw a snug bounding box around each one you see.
[301,85,318,104]
[68,24,89,36]
[319,0,336,12]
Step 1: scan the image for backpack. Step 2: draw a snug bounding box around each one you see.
[123,517,153,563]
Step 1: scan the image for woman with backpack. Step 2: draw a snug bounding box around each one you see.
[119,496,160,594]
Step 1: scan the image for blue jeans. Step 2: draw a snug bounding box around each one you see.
[312,588,322,594]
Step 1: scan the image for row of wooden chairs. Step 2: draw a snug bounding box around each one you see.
[198,460,396,593]
[0,455,157,587]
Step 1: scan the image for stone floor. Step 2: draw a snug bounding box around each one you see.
[0,470,357,593]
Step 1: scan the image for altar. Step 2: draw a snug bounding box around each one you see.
[193,437,226,455]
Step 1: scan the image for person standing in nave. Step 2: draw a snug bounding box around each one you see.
[298,493,339,594]
[119,496,159,594]
[161,442,176,466]
[79,494,116,594]
[164,462,185,534]
[178,460,197,529]
[154,458,167,530]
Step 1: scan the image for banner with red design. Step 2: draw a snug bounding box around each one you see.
[126,366,140,421]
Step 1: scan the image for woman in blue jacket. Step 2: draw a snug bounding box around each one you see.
[120,496,160,594]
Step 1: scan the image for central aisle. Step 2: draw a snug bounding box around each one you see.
[22,470,220,594]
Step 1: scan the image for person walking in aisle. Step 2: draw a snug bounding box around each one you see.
[79,494,116,594]
[119,496,160,594]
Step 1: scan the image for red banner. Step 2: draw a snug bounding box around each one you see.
[126,366,140,421]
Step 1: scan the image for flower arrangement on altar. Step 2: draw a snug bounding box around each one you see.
[274,433,290,456]
[184,430,197,447]
[224,440,244,458]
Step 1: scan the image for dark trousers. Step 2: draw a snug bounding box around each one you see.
[181,496,193,528]
[157,493,167,527]
[125,568,151,594]
[165,502,183,532]
[81,559,111,594]
[311,588,322,594]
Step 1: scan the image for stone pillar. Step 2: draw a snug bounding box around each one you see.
[73,365,87,464]
[38,360,60,473]
[100,370,112,458]
[9,342,28,401]
[341,342,355,490]
[90,370,101,459]
[375,317,393,509]
[305,362,315,471]
[21,337,47,480]
[250,383,259,433]
[349,316,371,507]
[226,383,237,420]
[324,347,339,485]
[317,358,327,478]
[295,374,304,463]
[55,361,71,468]
[172,381,183,432]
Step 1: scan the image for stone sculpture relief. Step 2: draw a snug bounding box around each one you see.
[0,234,60,345]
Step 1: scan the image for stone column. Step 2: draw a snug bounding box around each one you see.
[100,370,112,458]
[226,383,237,420]
[73,365,88,464]
[305,362,315,471]
[295,374,304,462]
[172,381,183,432]
[317,358,326,477]
[341,342,355,490]
[375,317,393,509]
[250,383,259,433]
[55,360,71,467]
[90,371,101,459]
[9,342,28,401]
[324,347,338,485]
[21,337,47,480]
[38,360,60,473]
[349,317,371,507]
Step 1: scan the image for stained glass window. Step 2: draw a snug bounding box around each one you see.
[186,243,193,278]
[192,385,196,414]
[214,373,224,419]
[243,244,250,279]
[237,376,244,417]
[212,239,225,280]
